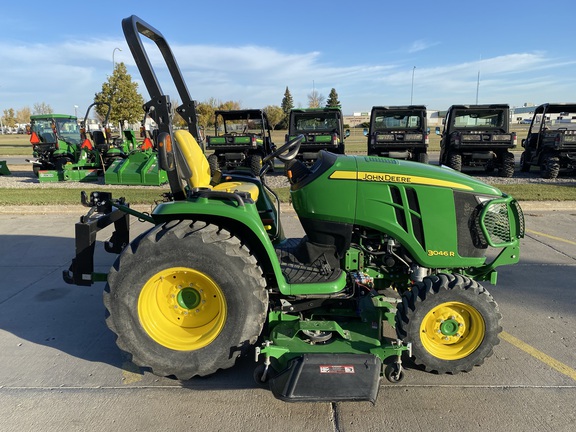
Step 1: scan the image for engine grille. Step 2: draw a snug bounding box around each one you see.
[483,202,511,243]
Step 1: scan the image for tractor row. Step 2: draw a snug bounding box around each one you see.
[27,103,167,185]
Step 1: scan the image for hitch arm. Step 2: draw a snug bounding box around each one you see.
[63,194,131,286]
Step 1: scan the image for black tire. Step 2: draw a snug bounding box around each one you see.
[248,154,263,177]
[32,165,41,177]
[396,273,501,374]
[519,151,531,172]
[498,152,515,178]
[104,220,268,379]
[541,154,560,179]
[207,153,220,177]
[447,152,462,171]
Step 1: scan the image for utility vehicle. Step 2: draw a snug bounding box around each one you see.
[437,104,516,177]
[63,16,524,403]
[520,103,576,179]
[205,109,274,176]
[286,107,348,165]
[365,105,429,163]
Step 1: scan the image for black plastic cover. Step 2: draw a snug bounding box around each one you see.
[269,354,381,403]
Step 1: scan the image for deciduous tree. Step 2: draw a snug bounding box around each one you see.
[94,62,145,129]
[263,105,284,130]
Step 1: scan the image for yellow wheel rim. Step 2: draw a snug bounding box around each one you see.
[419,301,485,360]
[138,267,226,351]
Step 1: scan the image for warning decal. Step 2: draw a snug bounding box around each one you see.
[319,365,355,374]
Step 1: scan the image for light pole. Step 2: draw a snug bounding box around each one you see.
[410,66,416,105]
[112,47,122,72]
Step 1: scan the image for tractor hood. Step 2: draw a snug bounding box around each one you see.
[291,152,505,228]
[350,155,503,196]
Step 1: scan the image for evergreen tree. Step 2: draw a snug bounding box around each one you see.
[94,62,145,128]
[280,86,294,129]
[326,88,341,108]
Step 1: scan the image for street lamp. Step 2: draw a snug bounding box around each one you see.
[112,47,122,72]
[410,66,416,105]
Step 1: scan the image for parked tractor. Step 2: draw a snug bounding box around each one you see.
[27,114,83,178]
[286,107,348,166]
[520,103,576,179]
[365,105,429,163]
[63,16,525,402]
[437,104,516,177]
[205,109,275,176]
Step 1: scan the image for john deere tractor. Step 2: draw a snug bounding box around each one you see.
[63,16,524,402]
[28,114,83,178]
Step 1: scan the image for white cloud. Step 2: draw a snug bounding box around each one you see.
[1,38,575,115]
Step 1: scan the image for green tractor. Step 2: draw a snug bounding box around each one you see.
[206,109,275,177]
[63,16,525,402]
[27,114,84,179]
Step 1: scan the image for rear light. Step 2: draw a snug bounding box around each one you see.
[424,134,429,145]
[252,136,257,147]
[332,133,338,145]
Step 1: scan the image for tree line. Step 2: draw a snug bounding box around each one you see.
[1,62,342,131]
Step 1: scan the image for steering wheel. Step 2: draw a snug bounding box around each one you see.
[262,134,304,165]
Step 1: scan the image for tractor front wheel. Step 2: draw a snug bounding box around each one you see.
[104,220,268,379]
[396,273,501,374]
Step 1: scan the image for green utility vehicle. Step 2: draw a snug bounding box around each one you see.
[520,103,576,179]
[28,114,82,176]
[63,16,524,403]
[366,105,429,163]
[287,107,348,165]
[437,104,516,177]
[206,109,274,176]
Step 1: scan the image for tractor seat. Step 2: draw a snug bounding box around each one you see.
[92,130,106,146]
[173,130,260,201]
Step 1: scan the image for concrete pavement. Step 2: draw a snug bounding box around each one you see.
[0,206,574,431]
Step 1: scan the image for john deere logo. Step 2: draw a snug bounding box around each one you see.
[329,170,472,191]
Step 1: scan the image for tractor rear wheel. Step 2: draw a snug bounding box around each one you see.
[396,273,501,374]
[104,220,268,379]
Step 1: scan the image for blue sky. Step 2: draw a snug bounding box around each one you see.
[1,0,575,117]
